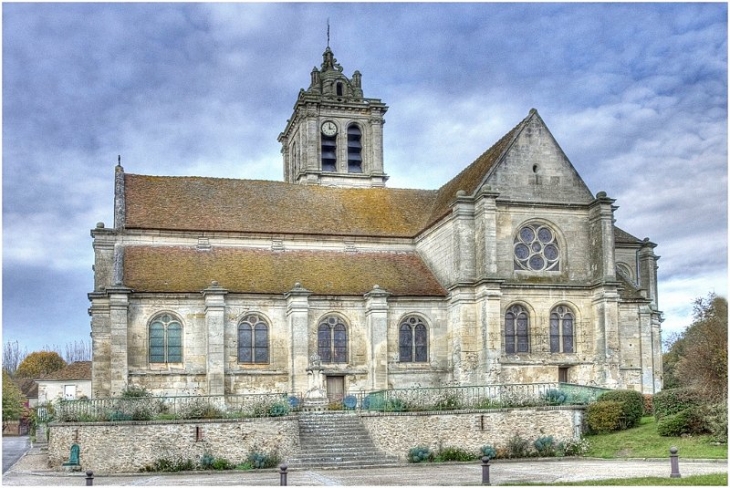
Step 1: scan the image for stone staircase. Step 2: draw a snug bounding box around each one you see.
[287,412,401,469]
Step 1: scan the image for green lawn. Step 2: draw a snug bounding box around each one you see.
[513,473,727,486]
[583,416,727,459]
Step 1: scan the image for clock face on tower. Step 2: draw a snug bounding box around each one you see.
[321,121,337,136]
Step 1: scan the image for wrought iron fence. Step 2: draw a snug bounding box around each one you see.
[47,382,608,422]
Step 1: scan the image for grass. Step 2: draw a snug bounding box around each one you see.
[583,416,727,459]
[513,473,728,486]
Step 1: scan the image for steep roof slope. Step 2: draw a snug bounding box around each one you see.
[38,361,91,381]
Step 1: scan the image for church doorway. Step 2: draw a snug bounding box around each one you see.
[326,376,344,402]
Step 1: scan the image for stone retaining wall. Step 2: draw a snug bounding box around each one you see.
[48,416,299,473]
[48,406,583,472]
[360,407,584,459]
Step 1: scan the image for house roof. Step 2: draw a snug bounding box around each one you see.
[124,246,448,296]
[15,377,38,399]
[614,226,643,245]
[122,112,534,239]
[38,361,92,382]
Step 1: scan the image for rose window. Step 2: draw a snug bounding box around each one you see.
[514,224,560,271]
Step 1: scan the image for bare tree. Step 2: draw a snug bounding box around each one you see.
[2,341,27,376]
[64,340,92,363]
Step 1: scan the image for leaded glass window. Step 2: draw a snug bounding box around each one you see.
[549,306,575,353]
[514,223,560,271]
[238,314,270,364]
[399,316,428,363]
[505,305,530,354]
[318,316,348,364]
[149,313,183,363]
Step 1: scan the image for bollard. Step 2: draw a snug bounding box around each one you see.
[85,470,94,486]
[279,463,288,486]
[481,456,491,485]
[669,447,681,478]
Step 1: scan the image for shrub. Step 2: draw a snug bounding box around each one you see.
[586,400,623,434]
[542,389,567,406]
[598,389,644,429]
[246,449,280,469]
[480,445,497,460]
[505,435,532,458]
[268,402,290,417]
[703,403,728,444]
[657,407,707,437]
[141,457,195,472]
[562,438,590,457]
[120,384,152,398]
[533,435,558,457]
[434,392,462,410]
[211,457,233,470]
[407,446,434,463]
[643,394,653,416]
[654,388,701,420]
[435,446,478,462]
[199,452,215,470]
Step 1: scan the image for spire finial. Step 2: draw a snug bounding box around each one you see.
[327,18,330,48]
[117,155,121,166]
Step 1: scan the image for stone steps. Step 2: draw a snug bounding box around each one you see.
[287,412,401,469]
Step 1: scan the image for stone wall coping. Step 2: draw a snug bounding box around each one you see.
[357,405,586,418]
[48,415,298,428]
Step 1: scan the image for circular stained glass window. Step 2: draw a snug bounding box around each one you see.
[514,223,560,271]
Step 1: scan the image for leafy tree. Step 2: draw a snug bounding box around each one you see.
[663,294,728,402]
[2,369,25,422]
[15,350,66,379]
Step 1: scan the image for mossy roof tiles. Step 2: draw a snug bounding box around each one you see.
[124,246,447,296]
[125,176,438,237]
[39,361,92,381]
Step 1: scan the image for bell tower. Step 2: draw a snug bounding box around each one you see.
[278,47,388,187]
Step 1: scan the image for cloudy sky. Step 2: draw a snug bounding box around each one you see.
[3,3,727,354]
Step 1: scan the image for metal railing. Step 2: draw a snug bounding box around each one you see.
[46,382,608,422]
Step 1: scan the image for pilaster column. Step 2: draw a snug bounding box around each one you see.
[475,187,500,279]
[449,286,477,385]
[588,191,617,282]
[364,285,390,390]
[453,191,476,284]
[592,284,621,388]
[285,283,312,394]
[203,281,228,396]
[107,283,132,396]
[638,238,660,309]
[478,282,503,384]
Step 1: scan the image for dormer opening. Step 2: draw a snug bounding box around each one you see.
[347,124,362,173]
[336,82,344,97]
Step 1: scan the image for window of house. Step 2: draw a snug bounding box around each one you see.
[514,223,560,271]
[318,316,347,363]
[550,306,575,353]
[399,316,428,362]
[149,313,183,363]
[505,305,530,353]
[347,125,362,173]
[321,134,337,172]
[238,314,270,364]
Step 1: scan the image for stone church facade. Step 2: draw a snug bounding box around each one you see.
[89,47,663,399]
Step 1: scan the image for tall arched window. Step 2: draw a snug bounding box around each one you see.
[238,314,270,364]
[505,305,530,353]
[318,316,348,363]
[550,306,575,353]
[149,313,183,363]
[347,125,362,173]
[399,316,428,363]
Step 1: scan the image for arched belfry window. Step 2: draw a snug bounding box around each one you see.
[149,313,183,363]
[399,316,428,362]
[347,125,362,173]
[318,316,348,363]
[514,223,560,271]
[505,305,530,353]
[321,135,336,172]
[550,306,575,353]
[238,314,270,364]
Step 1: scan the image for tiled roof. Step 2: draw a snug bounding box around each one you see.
[16,378,38,398]
[123,113,533,238]
[124,246,448,297]
[614,226,643,244]
[125,176,437,238]
[39,361,92,381]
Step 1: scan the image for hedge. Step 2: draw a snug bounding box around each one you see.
[653,388,701,420]
[586,400,623,433]
[597,389,644,429]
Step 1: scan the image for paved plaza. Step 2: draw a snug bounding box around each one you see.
[2,442,727,486]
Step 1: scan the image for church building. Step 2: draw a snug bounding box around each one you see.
[88,46,663,399]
